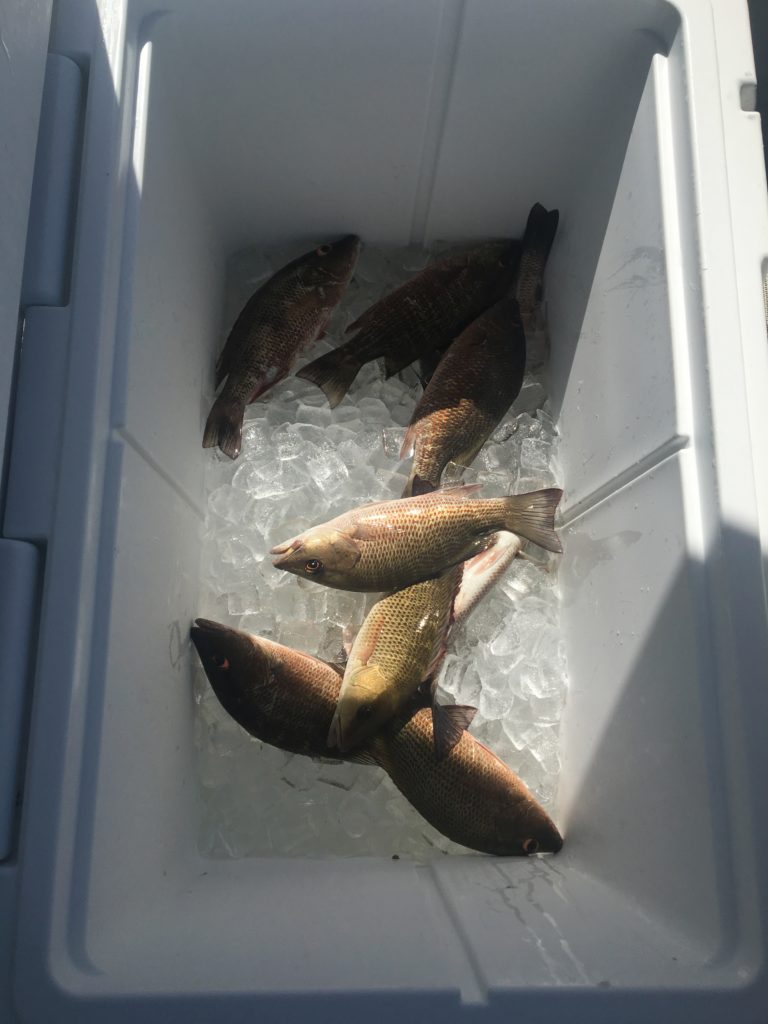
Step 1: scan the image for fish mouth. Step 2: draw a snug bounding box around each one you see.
[190,618,227,655]
[269,535,303,560]
[549,830,564,854]
[533,823,564,855]
[193,617,230,633]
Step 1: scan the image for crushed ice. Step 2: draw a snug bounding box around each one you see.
[194,243,569,858]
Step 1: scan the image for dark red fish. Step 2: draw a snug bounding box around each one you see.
[401,297,526,497]
[295,240,520,407]
[203,235,360,458]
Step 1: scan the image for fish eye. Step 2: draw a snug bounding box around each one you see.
[522,837,539,855]
[211,653,230,669]
[305,558,323,574]
[316,244,332,256]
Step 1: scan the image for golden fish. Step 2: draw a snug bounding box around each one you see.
[271,484,562,592]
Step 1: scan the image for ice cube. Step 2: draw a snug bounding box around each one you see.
[478,683,511,722]
[280,755,316,792]
[208,484,254,524]
[511,379,547,415]
[338,792,373,839]
[271,428,304,461]
[305,451,350,494]
[357,396,390,425]
[238,607,277,637]
[489,620,522,659]
[400,246,430,274]
[267,811,320,854]
[240,420,272,456]
[295,401,332,428]
[520,436,550,475]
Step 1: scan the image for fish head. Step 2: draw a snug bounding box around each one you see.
[327,664,399,753]
[270,529,361,588]
[498,798,564,856]
[298,234,361,288]
[190,618,270,711]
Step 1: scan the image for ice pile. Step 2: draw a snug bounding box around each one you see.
[194,242,569,858]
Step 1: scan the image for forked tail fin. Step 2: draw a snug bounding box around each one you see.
[203,395,246,460]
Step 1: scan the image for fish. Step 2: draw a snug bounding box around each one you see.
[328,566,475,760]
[515,203,559,330]
[452,531,524,626]
[400,296,526,497]
[339,531,526,658]
[295,240,520,408]
[190,620,563,856]
[203,235,360,459]
[375,705,563,856]
[270,483,562,593]
[409,204,558,391]
[191,620,346,759]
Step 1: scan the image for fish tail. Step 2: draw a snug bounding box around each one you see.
[401,471,438,499]
[296,350,362,408]
[501,488,563,553]
[523,203,560,256]
[202,394,246,460]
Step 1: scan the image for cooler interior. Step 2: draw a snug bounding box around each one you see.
[19,0,762,1012]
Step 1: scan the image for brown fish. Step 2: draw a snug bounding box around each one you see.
[190,620,563,856]
[270,483,562,592]
[515,203,559,330]
[328,566,475,759]
[375,707,562,856]
[295,240,520,408]
[203,235,360,459]
[411,204,558,391]
[401,297,526,497]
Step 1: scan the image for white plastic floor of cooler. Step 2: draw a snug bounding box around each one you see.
[8,0,768,1021]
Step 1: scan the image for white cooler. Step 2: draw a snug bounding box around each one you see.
[1,0,768,1021]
